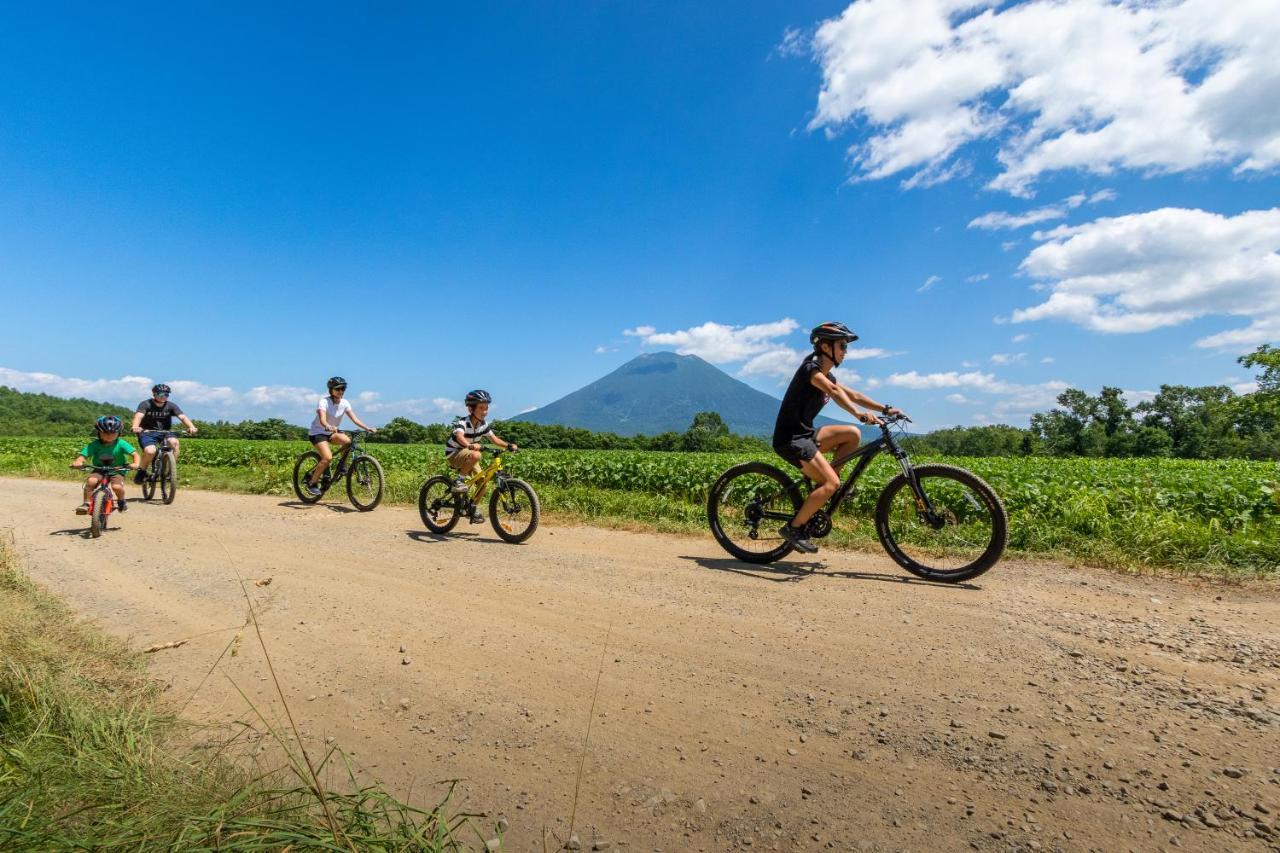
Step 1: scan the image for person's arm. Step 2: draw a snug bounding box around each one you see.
[810,372,886,426]
[131,411,144,434]
[72,453,87,469]
[317,401,334,433]
[178,413,198,434]
[346,408,376,433]
[128,450,141,469]
[489,431,515,450]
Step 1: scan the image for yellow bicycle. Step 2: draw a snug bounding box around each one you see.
[418,447,540,543]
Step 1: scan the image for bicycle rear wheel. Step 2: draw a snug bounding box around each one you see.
[292,451,324,504]
[161,452,177,504]
[490,478,539,543]
[418,476,460,533]
[874,464,1007,582]
[346,455,384,511]
[707,462,803,564]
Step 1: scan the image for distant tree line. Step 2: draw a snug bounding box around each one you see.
[904,344,1279,459]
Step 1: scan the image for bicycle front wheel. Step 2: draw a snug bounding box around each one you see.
[707,462,803,564]
[292,452,324,504]
[419,476,460,533]
[490,478,540,543]
[161,453,177,504]
[91,496,106,538]
[141,464,156,500]
[346,455,384,511]
[874,464,1007,582]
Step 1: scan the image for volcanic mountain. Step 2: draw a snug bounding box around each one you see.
[513,351,848,437]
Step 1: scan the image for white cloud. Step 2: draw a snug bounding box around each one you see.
[966,273,990,283]
[882,369,1012,392]
[808,0,1280,195]
[1001,240,1019,252]
[774,26,809,59]
[960,360,977,368]
[1122,389,1158,406]
[918,274,942,293]
[626,318,800,363]
[593,345,616,354]
[1011,333,1030,343]
[990,352,1026,365]
[0,366,470,425]
[877,366,1068,420]
[1040,356,1056,364]
[844,347,897,360]
[1012,206,1280,350]
[1231,380,1259,395]
[739,347,805,379]
[945,393,977,404]
[969,188,1116,230]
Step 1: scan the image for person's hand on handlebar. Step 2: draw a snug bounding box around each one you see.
[857,410,885,426]
[70,462,84,470]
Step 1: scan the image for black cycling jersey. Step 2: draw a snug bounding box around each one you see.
[772,353,832,445]
[135,399,183,431]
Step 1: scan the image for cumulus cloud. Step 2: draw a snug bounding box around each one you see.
[1011,206,1280,349]
[808,0,1280,195]
[0,367,468,425]
[874,366,1068,420]
[625,319,799,363]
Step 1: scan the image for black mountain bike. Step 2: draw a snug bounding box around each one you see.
[136,429,182,504]
[291,430,385,511]
[707,414,1007,582]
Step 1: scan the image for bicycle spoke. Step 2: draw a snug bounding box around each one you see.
[882,474,996,571]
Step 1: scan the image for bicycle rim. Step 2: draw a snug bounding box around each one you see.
[141,464,156,500]
[875,465,1006,581]
[161,453,177,504]
[418,476,460,533]
[707,463,801,563]
[489,479,540,543]
[292,452,324,504]
[346,456,384,511]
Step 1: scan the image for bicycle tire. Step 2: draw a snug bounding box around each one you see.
[874,464,1007,583]
[489,478,540,543]
[707,461,803,564]
[161,452,177,505]
[141,462,156,501]
[419,476,461,533]
[292,451,325,504]
[346,455,384,511]
[90,494,106,538]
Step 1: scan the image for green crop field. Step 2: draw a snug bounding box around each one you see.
[2,437,1276,574]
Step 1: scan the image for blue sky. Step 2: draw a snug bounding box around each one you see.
[2,1,1277,430]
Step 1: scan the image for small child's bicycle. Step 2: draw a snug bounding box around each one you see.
[418,447,540,543]
[136,429,184,504]
[291,430,385,511]
[72,464,131,539]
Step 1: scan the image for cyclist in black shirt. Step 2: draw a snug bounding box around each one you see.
[130,384,198,483]
[773,322,905,553]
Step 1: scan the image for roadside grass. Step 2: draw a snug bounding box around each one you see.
[2,442,1277,577]
[0,536,471,850]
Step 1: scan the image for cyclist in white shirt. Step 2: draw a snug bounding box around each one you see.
[303,376,377,496]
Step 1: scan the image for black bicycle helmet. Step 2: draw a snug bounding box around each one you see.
[152,383,171,395]
[464,389,492,406]
[327,376,347,390]
[810,321,859,347]
[96,415,123,433]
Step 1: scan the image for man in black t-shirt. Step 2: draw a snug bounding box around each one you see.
[772,322,905,554]
[130,383,198,483]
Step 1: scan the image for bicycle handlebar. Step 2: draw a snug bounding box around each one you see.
[71,464,134,473]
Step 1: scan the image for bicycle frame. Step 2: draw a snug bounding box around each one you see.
[139,430,177,478]
[318,431,365,483]
[798,417,941,527]
[462,450,507,501]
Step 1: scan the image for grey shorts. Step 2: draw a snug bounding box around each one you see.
[773,435,819,469]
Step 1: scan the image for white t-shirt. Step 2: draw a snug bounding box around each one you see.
[310,396,353,436]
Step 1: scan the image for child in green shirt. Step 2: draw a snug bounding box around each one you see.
[72,415,140,514]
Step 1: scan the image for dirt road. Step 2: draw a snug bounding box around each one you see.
[3,477,1279,851]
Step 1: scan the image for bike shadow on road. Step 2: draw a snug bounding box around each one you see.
[679,555,981,590]
[49,528,97,539]
[404,529,513,546]
[277,501,359,514]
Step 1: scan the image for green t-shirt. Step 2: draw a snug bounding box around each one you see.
[80,438,136,470]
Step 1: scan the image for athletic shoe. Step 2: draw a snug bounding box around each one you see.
[778,522,818,554]
[451,476,468,494]
[117,497,127,512]
[75,503,89,515]
[134,469,146,484]
[306,481,322,496]
[468,507,484,524]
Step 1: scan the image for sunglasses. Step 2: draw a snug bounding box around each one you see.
[155,393,170,398]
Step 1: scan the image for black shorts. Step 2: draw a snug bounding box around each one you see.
[308,433,334,446]
[773,435,819,469]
